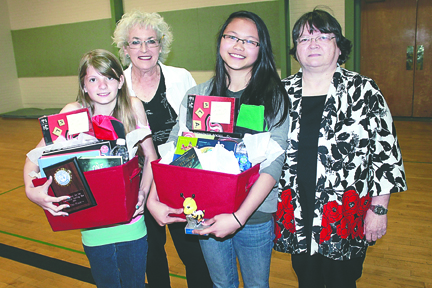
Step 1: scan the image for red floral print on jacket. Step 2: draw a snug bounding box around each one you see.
[276,189,295,233]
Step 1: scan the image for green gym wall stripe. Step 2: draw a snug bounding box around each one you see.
[160,1,281,71]
[280,0,289,78]
[12,19,116,78]
[11,1,281,78]
[344,0,355,72]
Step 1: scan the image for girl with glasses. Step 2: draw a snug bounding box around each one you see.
[147,10,289,287]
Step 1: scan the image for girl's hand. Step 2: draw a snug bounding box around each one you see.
[133,191,146,218]
[25,176,70,216]
[146,197,185,226]
[194,213,243,238]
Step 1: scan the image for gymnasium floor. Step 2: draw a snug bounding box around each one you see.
[0,117,431,287]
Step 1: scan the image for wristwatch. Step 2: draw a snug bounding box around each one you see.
[369,205,388,215]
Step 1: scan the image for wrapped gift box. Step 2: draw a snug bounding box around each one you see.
[151,159,260,219]
[32,156,141,231]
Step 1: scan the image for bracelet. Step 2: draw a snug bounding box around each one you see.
[232,213,243,228]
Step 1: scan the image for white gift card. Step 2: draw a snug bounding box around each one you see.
[210,101,231,124]
[66,112,90,135]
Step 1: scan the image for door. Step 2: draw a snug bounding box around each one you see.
[413,0,432,117]
[360,0,432,117]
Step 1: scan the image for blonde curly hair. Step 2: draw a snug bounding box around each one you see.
[113,9,173,66]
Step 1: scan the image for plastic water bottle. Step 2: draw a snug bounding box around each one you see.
[111,138,129,163]
[235,141,251,172]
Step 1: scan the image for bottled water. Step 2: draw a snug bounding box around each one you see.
[235,141,251,172]
[111,138,129,163]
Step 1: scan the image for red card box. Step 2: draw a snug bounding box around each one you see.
[186,95,237,133]
[32,156,141,231]
[38,108,94,145]
[151,159,260,219]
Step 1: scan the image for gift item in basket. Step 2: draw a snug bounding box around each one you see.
[174,136,240,160]
[182,130,242,139]
[38,149,101,177]
[234,104,267,135]
[91,115,126,141]
[152,159,260,219]
[170,148,202,169]
[42,141,111,157]
[186,95,237,133]
[33,156,141,231]
[77,156,123,172]
[175,135,250,172]
[42,157,96,214]
[38,108,94,145]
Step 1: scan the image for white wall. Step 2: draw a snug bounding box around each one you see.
[8,0,111,30]
[4,0,345,111]
[0,0,22,114]
[124,0,275,13]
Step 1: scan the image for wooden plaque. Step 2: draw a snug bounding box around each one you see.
[43,157,96,214]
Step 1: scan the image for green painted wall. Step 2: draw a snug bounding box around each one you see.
[280,0,289,78]
[12,1,282,78]
[161,1,281,71]
[10,1,361,78]
[345,0,361,73]
[12,19,115,77]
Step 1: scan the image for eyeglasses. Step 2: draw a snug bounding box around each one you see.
[127,35,164,49]
[222,35,260,48]
[297,35,335,45]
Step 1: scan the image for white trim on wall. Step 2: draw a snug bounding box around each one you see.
[19,72,214,109]
[124,0,275,13]
[19,77,77,109]
[7,0,111,30]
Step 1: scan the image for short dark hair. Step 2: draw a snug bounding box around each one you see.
[290,7,352,65]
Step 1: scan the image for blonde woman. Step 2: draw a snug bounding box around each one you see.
[113,10,212,288]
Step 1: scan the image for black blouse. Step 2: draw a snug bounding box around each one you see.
[297,95,326,252]
[141,71,177,157]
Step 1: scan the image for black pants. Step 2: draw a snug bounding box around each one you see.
[144,208,213,288]
[291,253,365,288]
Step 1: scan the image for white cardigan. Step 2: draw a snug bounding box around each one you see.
[123,62,196,115]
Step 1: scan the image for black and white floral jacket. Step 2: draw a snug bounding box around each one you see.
[274,66,408,260]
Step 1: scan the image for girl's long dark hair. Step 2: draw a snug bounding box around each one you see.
[210,11,288,128]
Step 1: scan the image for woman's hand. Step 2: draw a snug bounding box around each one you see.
[194,213,243,238]
[364,209,388,242]
[364,194,390,242]
[25,176,70,216]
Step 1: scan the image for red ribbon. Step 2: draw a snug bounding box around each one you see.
[91,115,120,140]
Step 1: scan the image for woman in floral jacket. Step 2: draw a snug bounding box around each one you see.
[275,8,407,288]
